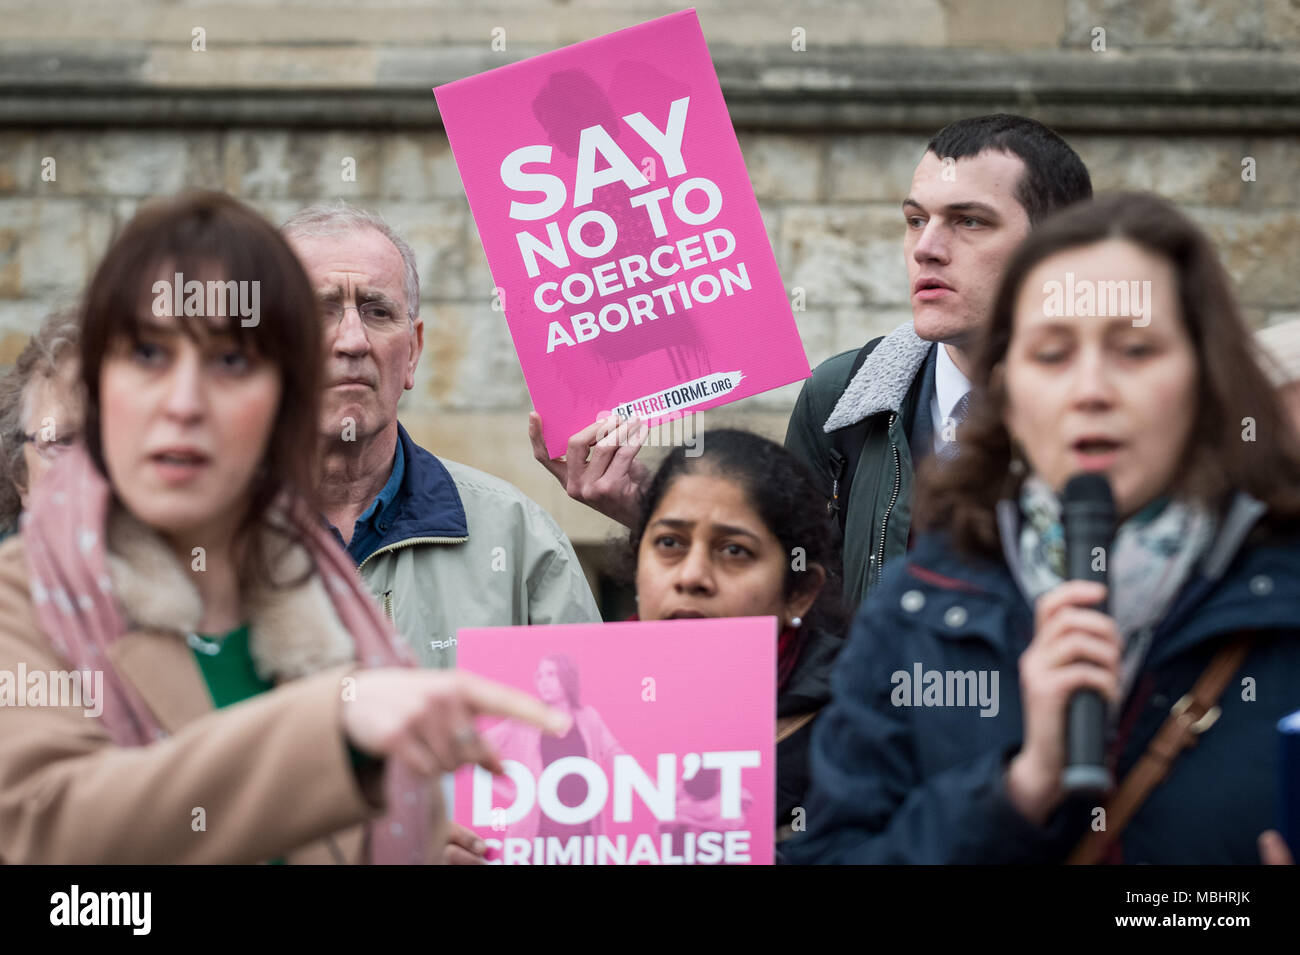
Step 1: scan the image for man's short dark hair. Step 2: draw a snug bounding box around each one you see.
[927,114,1092,224]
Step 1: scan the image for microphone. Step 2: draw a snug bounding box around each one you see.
[1061,473,1116,795]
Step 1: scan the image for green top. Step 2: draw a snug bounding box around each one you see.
[189,624,378,865]
[190,624,282,863]
[189,624,273,709]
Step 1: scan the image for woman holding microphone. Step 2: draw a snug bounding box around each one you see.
[787,192,1300,864]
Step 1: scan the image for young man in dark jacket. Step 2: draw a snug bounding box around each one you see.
[785,115,1092,610]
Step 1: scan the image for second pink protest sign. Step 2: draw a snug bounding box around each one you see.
[435,9,811,457]
[451,616,777,865]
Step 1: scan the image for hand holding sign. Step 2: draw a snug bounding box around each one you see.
[528,410,651,528]
[445,820,489,865]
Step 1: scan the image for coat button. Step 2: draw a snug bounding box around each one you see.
[1249,574,1273,596]
[944,606,968,629]
[901,589,925,613]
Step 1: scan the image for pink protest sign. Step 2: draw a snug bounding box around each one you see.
[451,616,776,865]
[435,9,810,457]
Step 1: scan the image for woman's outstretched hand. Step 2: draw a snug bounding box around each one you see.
[341,668,571,778]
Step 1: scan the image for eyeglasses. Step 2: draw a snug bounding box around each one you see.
[319,300,408,334]
[20,431,79,462]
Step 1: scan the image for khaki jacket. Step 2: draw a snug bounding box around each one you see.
[357,427,601,669]
[0,512,447,864]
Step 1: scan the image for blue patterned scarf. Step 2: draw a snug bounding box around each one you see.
[1016,473,1217,697]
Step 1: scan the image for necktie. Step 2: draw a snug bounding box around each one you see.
[936,392,971,464]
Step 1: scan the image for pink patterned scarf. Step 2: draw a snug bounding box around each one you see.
[20,444,433,864]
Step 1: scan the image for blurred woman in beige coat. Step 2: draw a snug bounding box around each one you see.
[0,192,567,864]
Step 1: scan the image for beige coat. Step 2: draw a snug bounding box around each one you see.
[0,511,446,864]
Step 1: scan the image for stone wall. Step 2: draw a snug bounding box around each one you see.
[0,0,1296,559]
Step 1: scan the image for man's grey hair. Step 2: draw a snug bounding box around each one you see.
[281,201,420,319]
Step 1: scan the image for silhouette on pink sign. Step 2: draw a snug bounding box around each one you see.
[530,66,712,407]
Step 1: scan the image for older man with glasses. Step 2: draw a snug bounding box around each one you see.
[0,310,83,539]
[284,202,600,669]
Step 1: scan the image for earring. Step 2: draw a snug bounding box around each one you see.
[790,616,802,629]
[1008,440,1027,476]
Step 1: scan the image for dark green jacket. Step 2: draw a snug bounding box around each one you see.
[784,323,935,610]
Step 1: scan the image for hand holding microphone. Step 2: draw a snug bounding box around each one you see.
[1060,473,1118,795]
[1006,474,1121,824]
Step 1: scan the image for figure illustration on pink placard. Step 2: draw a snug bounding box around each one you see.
[483,654,756,858]
[483,654,628,842]
[530,63,712,407]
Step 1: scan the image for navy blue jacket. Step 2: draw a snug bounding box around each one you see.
[784,503,1300,864]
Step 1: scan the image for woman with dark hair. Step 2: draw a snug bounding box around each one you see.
[0,192,565,864]
[787,192,1300,865]
[448,428,849,862]
[629,428,849,845]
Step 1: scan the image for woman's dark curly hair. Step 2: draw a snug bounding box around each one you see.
[623,428,848,655]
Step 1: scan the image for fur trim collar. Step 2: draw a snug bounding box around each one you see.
[104,506,356,681]
[822,322,934,432]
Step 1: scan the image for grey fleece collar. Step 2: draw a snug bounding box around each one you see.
[822,322,934,433]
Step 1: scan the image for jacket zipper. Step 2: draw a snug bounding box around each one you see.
[356,535,470,575]
[875,413,902,587]
[382,591,394,621]
[828,448,846,518]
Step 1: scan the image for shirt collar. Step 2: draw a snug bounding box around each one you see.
[356,437,405,527]
[928,343,973,451]
[934,342,972,423]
